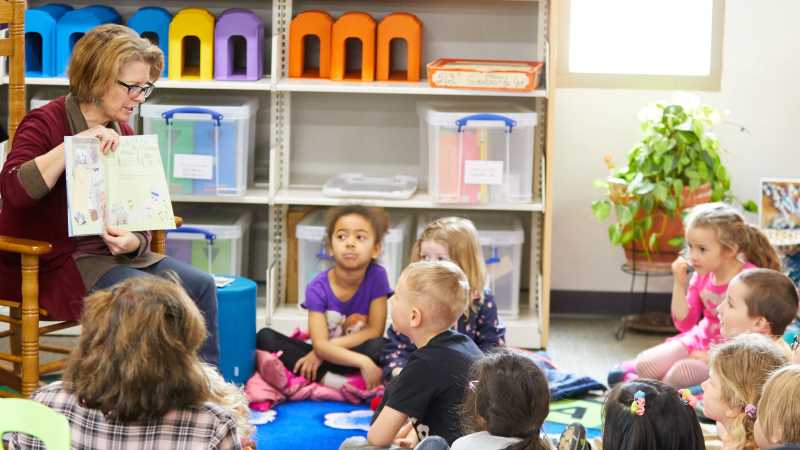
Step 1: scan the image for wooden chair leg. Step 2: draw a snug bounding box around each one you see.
[20,254,41,397]
[10,306,21,376]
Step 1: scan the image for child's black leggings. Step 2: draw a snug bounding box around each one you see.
[256,327,386,382]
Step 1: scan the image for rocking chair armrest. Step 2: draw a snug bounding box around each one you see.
[0,235,53,256]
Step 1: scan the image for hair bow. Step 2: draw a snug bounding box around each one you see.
[629,390,646,416]
[679,389,698,407]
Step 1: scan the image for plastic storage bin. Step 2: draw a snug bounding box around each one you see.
[296,210,412,305]
[322,173,418,200]
[417,213,524,317]
[166,209,253,276]
[419,104,537,204]
[141,96,258,197]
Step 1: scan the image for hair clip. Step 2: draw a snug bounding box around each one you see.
[629,390,646,416]
[468,380,478,392]
[792,335,799,353]
[679,389,697,407]
[745,404,757,419]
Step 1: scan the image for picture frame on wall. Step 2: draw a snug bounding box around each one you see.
[760,178,800,247]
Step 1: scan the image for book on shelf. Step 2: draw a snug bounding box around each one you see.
[65,134,176,237]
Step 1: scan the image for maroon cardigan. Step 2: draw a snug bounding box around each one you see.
[0,97,134,320]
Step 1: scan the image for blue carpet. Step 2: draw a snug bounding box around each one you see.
[255,401,368,450]
[255,397,603,449]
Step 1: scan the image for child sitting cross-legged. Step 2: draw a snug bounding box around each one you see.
[701,333,788,450]
[340,261,484,449]
[754,365,800,450]
[380,217,505,383]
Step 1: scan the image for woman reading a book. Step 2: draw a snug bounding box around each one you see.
[0,25,219,364]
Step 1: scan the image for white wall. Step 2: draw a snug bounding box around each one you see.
[552,0,800,294]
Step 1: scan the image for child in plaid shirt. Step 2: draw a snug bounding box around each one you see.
[10,277,241,450]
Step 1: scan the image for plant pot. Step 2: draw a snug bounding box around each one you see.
[623,183,712,272]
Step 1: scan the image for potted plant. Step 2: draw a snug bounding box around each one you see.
[591,94,756,271]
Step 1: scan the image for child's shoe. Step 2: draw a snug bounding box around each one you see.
[558,423,590,450]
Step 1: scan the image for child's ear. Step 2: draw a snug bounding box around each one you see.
[725,406,742,419]
[410,306,422,328]
[751,316,772,335]
[371,241,383,259]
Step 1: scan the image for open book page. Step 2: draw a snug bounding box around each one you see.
[105,135,176,233]
[65,136,107,236]
[65,135,176,236]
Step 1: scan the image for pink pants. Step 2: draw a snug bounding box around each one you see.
[635,340,709,388]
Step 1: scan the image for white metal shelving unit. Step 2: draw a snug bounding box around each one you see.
[267,0,553,348]
[15,0,554,348]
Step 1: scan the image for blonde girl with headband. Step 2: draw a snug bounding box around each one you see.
[380,217,506,382]
[602,379,705,450]
[633,202,781,388]
[701,333,788,450]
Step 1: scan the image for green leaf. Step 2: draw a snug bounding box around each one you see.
[662,154,674,175]
[653,184,669,202]
[592,200,612,220]
[692,119,705,139]
[616,204,634,225]
[609,224,623,245]
[593,179,609,189]
[642,194,655,213]
[642,216,653,232]
[649,232,658,250]
[667,237,684,248]
[663,197,677,211]
[673,179,684,197]
[742,200,758,213]
[621,229,635,245]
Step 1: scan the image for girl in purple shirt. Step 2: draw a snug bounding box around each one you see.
[257,206,392,389]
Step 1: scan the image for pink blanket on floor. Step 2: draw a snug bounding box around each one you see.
[244,350,382,411]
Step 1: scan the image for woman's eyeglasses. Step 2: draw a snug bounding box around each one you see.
[116,80,154,99]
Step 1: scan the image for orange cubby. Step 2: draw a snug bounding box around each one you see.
[289,10,334,78]
[330,12,376,82]
[376,12,422,82]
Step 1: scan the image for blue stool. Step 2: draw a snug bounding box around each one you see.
[55,6,120,76]
[217,276,257,384]
[25,5,72,77]
[128,7,172,77]
[80,5,121,24]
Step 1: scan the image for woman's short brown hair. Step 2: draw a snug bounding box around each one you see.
[68,24,163,103]
[63,276,210,422]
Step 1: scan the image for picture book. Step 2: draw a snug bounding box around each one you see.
[65,134,175,237]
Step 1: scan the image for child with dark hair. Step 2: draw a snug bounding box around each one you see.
[257,205,392,389]
[717,268,799,348]
[602,379,705,450]
[454,350,552,450]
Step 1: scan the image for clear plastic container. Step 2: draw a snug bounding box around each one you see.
[417,213,524,317]
[141,96,258,196]
[322,173,418,200]
[419,103,537,204]
[296,210,413,306]
[166,208,253,276]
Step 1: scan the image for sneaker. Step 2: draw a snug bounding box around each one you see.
[607,366,625,387]
[558,423,590,450]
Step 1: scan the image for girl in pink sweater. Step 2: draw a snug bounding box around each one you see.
[634,203,781,388]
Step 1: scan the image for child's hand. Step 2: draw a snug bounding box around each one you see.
[393,421,418,448]
[294,350,322,381]
[672,256,691,285]
[688,350,708,362]
[359,358,382,390]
